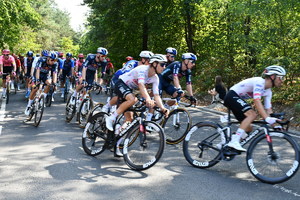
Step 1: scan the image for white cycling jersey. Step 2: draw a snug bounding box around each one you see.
[230,77,272,109]
[119,65,159,95]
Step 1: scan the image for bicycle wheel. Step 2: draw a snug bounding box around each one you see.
[78,98,94,128]
[246,131,300,184]
[64,80,69,102]
[6,83,10,104]
[34,95,44,127]
[123,121,165,170]
[65,95,76,122]
[162,108,192,144]
[183,122,223,168]
[82,112,109,156]
[87,103,104,122]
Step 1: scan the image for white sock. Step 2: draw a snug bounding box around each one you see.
[146,113,153,121]
[27,99,34,107]
[112,111,118,119]
[72,91,77,97]
[236,128,246,139]
[103,103,111,109]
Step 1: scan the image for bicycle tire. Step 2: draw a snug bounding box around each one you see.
[65,95,76,122]
[95,85,102,95]
[162,108,192,144]
[78,98,94,128]
[246,131,300,184]
[34,95,45,127]
[183,122,223,168]
[87,103,104,122]
[82,112,109,156]
[45,94,52,107]
[14,82,17,94]
[6,83,10,104]
[123,121,165,170]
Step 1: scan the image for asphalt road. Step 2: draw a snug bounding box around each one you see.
[0,89,300,200]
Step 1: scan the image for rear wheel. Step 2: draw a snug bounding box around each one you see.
[34,95,45,127]
[183,122,222,168]
[123,121,165,170]
[82,112,109,156]
[246,131,300,184]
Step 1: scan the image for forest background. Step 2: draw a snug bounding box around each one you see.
[0,0,299,127]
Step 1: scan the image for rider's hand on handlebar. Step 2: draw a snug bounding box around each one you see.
[145,98,155,108]
[162,107,170,118]
[265,116,281,125]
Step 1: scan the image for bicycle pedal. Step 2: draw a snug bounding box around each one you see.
[223,146,242,156]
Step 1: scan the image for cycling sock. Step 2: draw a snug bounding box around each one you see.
[27,99,34,107]
[112,111,118,118]
[3,88,6,93]
[146,113,153,121]
[72,91,77,97]
[236,128,246,139]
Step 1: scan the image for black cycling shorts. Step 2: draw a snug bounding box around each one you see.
[114,79,132,100]
[223,90,252,122]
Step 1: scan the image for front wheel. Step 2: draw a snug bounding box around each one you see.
[34,95,45,127]
[162,108,192,144]
[82,112,109,156]
[65,95,76,122]
[183,122,223,168]
[123,121,165,170]
[78,98,93,128]
[246,131,300,184]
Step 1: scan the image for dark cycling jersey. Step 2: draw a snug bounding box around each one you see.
[160,61,192,84]
[83,54,107,72]
[36,57,58,74]
[61,59,74,71]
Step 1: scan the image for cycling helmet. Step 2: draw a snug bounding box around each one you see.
[139,51,154,59]
[66,52,73,57]
[263,65,286,76]
[58,52,64,57]
[166,47,177,56]
[78,53,84,58]
[48,51,57,59]
[126,56,133,61]
[97,47,108,55]
[182,53,197,61]
[26,51,34,57]
[36,53,40,57]
[42,50,49,57]
[149,54,167,64]
[2,49,10,54]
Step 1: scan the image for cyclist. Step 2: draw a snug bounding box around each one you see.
[223,65,286,152]
[75,53,85,76]
[159,52,197,102]
[102,57,114,91]
[12,54,22,91]
[0,49,16,98]
[24,51,58,115]
[24,51,35,98]
[59,52,75,98]
[102,50,154,113]
[165,47,177,66]
[105,54,170,131]
[69,47,108,104]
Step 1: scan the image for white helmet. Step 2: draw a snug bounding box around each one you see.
[166,47,177,55]
[139,50,154,59]
[149,54,167,64]
[97,47,108,55]
[182,53,197,61]
[263,65,286,76]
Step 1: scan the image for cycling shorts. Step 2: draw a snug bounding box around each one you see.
[158,74,177,96]
[223,90,252,122]
[2,66,13,80]
[114,79,133,100]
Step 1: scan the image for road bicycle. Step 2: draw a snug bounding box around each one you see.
[82,98,165,170]
[63,76,71,102]
[183,111,300,184]
[24,83,45,127]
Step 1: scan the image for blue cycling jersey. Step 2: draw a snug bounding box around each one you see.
[112,60,139,83]
[160,61,192,84]
[36,57,58,74]
[83,54,107,72]
[61,59,75,71]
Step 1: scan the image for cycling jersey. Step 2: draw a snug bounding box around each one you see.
[112,60,139,83]
[230,77,272,109]
[160,61,192,84]
[61,59,75,71]
[0,55,16,67]
[36,57,58,74]
[75,59,85,72]
[119,65,159,95]
[83,54,107,72]
[24,57,35,76]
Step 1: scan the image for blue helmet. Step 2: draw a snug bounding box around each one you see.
[97,47,108,55]
[182,53,197,61]
[42,50,49,57]
[66,52,73,57]
[48,51,57,59]
[166,47,177,56]
[26,51,34,57]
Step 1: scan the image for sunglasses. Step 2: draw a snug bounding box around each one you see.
[189,60,196,64]
[3,54,9,56]
[277,75,285,81]
[159,63,166,67]
[168,55,175,58]
[100,55,107,58]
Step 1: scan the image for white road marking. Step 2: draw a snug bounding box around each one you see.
[0,92,6,135]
